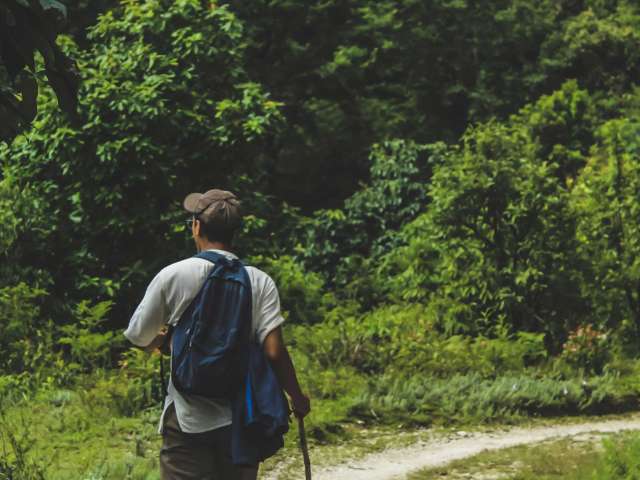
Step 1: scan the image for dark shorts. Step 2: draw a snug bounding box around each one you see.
[160,404,258,480]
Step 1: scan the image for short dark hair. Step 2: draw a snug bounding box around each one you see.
[184,189,242,245]
[197,215,238,245]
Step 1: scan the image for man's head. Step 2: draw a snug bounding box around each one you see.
[183,189,242,249]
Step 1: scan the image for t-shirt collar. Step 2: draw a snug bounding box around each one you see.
[205,248,238,259]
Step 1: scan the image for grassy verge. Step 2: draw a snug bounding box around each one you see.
[408,435,606,480]
[409,430,640,480]
[2,384,640,480]
[2,361,640,479]
[0,392,161,479]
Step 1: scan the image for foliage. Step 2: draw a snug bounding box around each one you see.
[597,432,640,480]
[0,0,79,142]
[289,304,546,378]
[0,283,48,373]
[540,2,640,96]
[571,107,640,337]
[0,423,45,480]
[371,82,595,344]
[356,371,640,426]
[300,140,440,289]
[0,0,283,323]
[251,255,335,324]
[561,324,611,375]
[81,349,163,417]
[223,0,640,204]
[0,382,162,480]
[57,300,118,371]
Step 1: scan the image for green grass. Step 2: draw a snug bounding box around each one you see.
[407,430,640,480]
[2,362,640,479]
[3,384,640,480]
[0,379,162,480]
[407,436,606,480]
[0,367,364,480]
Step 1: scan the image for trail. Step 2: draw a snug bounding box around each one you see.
[283,415,640,480]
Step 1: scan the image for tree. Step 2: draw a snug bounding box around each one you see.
[221,0,638,208]
[0,0,79,142]
[375,83,595,345]
[299,139,441,289]
[0,0,282,324]
[571,103,640,337]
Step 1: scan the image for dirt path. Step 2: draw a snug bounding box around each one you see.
[298,415,640,480]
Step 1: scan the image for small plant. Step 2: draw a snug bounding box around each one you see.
[0,418,46,480]
[561,324,610,374]
[58,301,120,371]
[597,432,640,479]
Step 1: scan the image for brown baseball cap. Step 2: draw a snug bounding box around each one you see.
[183,189,242,230]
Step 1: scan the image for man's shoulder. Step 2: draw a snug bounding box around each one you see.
[156,256,212,283]
[244,265,274,283]
[244,265,278,294]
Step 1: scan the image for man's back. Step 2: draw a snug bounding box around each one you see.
[124,248,286,433]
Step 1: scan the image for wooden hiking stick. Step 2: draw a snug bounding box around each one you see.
[298,417,312,480]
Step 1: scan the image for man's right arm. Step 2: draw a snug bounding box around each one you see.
[263,326,311,418]
[124,271,169,349]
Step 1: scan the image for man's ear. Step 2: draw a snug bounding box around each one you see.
[192,219,200,237]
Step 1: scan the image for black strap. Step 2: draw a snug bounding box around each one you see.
[159,353,167,399]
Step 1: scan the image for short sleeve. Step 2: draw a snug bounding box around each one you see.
[124,271,170,347]
[254,275,286,345]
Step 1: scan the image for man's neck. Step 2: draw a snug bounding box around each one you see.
[198,240,231,253]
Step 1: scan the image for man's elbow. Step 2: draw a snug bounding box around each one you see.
[263,327,287,362]
[124,330,151,349]
[264,343,285,363]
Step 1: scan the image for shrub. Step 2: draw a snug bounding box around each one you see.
[0,416,46,480]
[355,371,640,426]
[250,255,335,324]
[0,284,50,374]
[299,140,440,289]
[57,301,121,372]
[561,324,611,374]
[289,303,547,378]
[77,349,163,417]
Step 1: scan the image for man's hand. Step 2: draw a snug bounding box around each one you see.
[144,330,169,353]
[290,392,311,418]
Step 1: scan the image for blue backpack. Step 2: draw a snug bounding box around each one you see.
[171,251,252,398]
[168,250,290,464]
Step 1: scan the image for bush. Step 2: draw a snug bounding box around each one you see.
[0,284,50,374]
[77,349,164,417]
[250,255,335,324]
[290,304,546,377]
[58,301,121,372]
[355,371,640,426]
[561,324,611,374]
[0,416,46,480]
[300,140,441,290]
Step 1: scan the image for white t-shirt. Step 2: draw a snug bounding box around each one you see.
[124,249,285,433]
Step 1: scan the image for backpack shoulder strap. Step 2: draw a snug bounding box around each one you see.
[194,250,247,267]
[194,250,226,265]
[193,251,250,287]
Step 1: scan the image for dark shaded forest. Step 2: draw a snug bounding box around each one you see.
[2,1,640,478]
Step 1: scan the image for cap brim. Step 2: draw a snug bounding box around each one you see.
[183,193,203,213]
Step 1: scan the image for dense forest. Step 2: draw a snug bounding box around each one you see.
[2,0,640,478]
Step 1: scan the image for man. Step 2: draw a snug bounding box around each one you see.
[124,189,311,480]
